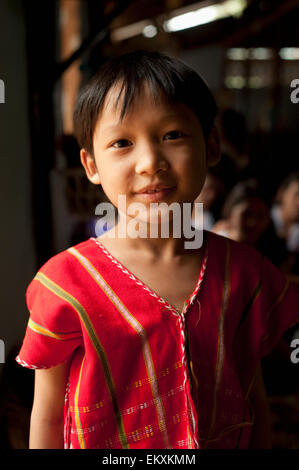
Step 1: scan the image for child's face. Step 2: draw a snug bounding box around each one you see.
[229,198,270,245]
[81,84,218,223]
[280,181,299,223]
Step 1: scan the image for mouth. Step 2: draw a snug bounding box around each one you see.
[136,183,176,193]
[135,184,176,201]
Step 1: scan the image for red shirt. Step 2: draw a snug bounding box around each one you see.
[16,231,299,448]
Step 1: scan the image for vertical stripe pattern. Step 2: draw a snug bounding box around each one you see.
[34,271,129,449]
[68,247,171,449]
[75,355,86,448]
[208,239,231,438]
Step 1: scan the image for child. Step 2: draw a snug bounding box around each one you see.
[271,172,299,254]
[194,170,225,230]
[212,179,288,268]
[16,51,299,449]
[271,173,299,280]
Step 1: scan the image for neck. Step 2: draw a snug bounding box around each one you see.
[102,212,203,259]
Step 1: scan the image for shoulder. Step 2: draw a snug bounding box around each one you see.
[205,230,267,289]
[206,230,262,266]
[27,238,100,296]
[206,230,299,306]
[37,238,98,276]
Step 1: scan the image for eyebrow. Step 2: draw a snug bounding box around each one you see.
[100,114,187,134]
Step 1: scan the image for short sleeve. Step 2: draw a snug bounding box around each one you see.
[16,275,83,370]
[233,255,299,393]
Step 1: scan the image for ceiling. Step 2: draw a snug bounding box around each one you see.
[101,0,299,52]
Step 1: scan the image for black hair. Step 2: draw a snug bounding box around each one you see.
[221,179,271,219]
[73,50,218,155]
[279,172,299,191]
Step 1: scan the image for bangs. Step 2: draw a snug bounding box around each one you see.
[100,52,187,120]
[108,78,172,122]
[73,50,218,154]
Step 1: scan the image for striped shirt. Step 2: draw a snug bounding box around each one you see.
[16,231,299,448]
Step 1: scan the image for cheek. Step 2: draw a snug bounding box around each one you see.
[229,209,243,228]
[174,140,206,164]
[97,169,123,205]
[98,159,128,186]
[289,198,298,213]
[282,194,294,211]
[185,148,207,187]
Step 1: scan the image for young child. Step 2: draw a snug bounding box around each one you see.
[16,51,299,450]
[211,179,287,268]
[271,172,299,253]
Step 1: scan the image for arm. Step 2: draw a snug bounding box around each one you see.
[248,362,272,449]
[29,362,69,449]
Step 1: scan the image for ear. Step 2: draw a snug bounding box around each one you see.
[206,126,221,168]
[80,148,101,185]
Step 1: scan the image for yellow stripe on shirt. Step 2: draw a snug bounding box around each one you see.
[28,318,81,341]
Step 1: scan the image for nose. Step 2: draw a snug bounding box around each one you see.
[135,141,169,175]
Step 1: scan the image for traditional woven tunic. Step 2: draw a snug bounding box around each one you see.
[16,231,299,449]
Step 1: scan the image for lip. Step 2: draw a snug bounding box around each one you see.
[135,184,176,202]
[136,183,176,194]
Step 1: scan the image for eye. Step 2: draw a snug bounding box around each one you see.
[111,139,132,148]
[163,130,184,141]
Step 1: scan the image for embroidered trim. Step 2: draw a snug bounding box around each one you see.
[68,246,171,449]
[15,355,70,370]
[92,236,208,450]
[92,238,179,316]
[124,360,183,392]
[64,380,71,449]
[15,355,51,369]
[181,249,208,316]
[70,384,185,417]
[92,237,208,317]
[74,354,86,449]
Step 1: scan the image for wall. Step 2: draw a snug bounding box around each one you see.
[0,0,36,371]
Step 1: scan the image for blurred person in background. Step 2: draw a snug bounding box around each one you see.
[271,173,299,280]
[212,179,298,400]
[193,169,225,230]
[212,179,287,268]
[212,109,251,193]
